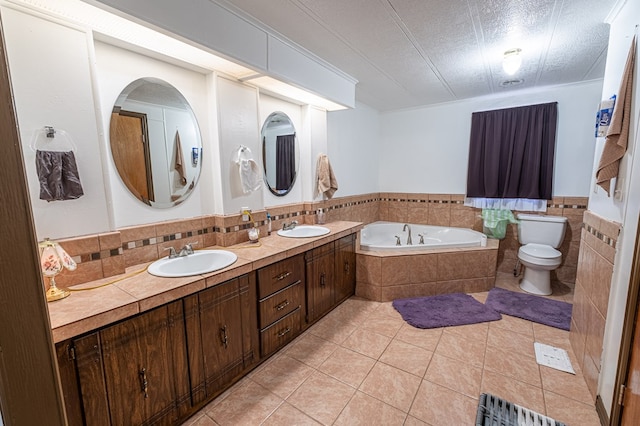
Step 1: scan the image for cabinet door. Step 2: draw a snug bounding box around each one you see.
[335,234,356,304]
[306,243,335,323]
[196,278,245,397]
[100,301,188,426]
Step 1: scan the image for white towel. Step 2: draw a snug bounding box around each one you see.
[239,158,261,194]
[315,153,338,199]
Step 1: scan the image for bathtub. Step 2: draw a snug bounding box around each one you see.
[360,221,487,251]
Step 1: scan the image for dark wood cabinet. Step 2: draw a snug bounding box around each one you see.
[306,234,356,324]
[334,234,356,304]
[184,274,257,406]
[54,231,358,425]
[257,254,305,357]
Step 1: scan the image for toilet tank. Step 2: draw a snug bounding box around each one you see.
[517,214,568,248]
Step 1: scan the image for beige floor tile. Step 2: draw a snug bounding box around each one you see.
[487,326,536,358]
[359,362,422,412]
[318,347,376,388]
[544,391,601,426]
[374,301,404,319]
[284,333,338,368]
[409,380,478,426]
[489,314,534,337]
[532,323,573,351]
[287,371,356,425]
[180,413,217,426]
[342,328,391,359]
[360,312,405,337]
[308,314,358,344]
[379,339,433,377]
[540,366,594,405]
[334,391,407,426]
[261,402,321,426]
[250,355,314,399]
[484,345,541,387]
[206,380,283,426]
[481,370,546,415]
[444,321,489,341]
[403,416,429,426]
[395,323,442,351]
[434,330,486,367]
[425,353,482,398]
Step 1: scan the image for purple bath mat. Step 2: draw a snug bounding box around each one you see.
[393,293,502,329]
[485,287,572,331]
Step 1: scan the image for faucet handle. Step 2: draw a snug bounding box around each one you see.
[184,241,198,253]
[394,235,401,246]
[418,234,425,244]
[164,247,177,258]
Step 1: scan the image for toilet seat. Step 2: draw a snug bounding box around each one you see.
[518,243,561,267]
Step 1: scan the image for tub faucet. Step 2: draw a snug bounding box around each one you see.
[403,224,412,245]
[418,234,425,244]
[394,235,401,246]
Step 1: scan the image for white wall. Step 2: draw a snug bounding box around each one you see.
[593,0,640,414]
[2,7,111,240]
[378,81,603,196]
[327,102,381,196]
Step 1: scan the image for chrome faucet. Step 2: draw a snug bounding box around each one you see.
[403,224,412,245]
[178,242,197,257]
[282,220,298,231]
[394,235,401,246]
[418,233,425,244]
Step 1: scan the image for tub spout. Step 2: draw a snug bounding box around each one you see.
[403,224,412,245]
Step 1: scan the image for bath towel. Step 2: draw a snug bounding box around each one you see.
[315,153,338,199]
[239,158,262,194]
[596,35,636,195]
[36,150,84,201]
[174,131,187,186]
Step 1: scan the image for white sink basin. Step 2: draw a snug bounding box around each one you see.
[148,250,237,277]
[277,225,330,238]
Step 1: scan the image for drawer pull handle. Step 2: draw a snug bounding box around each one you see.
[275,299,290,311]
[220,325,228,349]
[344,262,350,274]
[276,327,291,338]
[274,271,291,281]
[139,368,149,398]
[320,272,326,287]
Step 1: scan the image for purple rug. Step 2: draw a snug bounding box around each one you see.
[392,293,502,329]
[485,287,572,331]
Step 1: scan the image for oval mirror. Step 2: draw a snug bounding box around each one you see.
[110,77,202,208]
[261,112,298,196]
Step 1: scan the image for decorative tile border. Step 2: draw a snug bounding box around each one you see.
[583,223,617,249]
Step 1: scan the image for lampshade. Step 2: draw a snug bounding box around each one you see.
[502,48,522,75]
[39,238,76,302]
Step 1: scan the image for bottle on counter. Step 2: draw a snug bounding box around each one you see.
[316,208,325,225]
[266,212,272,235]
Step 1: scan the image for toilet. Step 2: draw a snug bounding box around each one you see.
[516,214,567,295]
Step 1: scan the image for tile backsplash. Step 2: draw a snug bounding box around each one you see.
[51,192,587,288]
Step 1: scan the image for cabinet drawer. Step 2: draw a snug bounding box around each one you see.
[260,307,302,357]
[259,281,303,329]
[257,254,304,299]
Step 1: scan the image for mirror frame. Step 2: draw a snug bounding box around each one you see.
[261,111,298,197]
[109,77,202,208]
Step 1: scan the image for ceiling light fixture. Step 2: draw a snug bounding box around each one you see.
[502,48,522,75]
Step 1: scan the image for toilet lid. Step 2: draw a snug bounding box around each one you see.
[519,243,561,259]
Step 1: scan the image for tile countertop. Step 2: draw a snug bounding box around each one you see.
[48,221,363,344]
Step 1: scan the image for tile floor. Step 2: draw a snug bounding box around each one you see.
[182,273,600,425]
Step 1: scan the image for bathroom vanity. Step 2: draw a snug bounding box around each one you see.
[51,221,361,426]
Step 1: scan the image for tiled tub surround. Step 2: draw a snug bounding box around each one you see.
[570,211,621,400]
[356,240,499,302]
[47,221,363,343]
[50,193,585,291]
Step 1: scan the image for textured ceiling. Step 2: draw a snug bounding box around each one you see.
[219,0,617,111]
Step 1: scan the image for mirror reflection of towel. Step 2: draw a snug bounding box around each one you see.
[315,153,338,199]
[239,158,262,194]
[174,131,187,186]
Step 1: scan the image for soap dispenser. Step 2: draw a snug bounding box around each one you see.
[316,208,325,225]
[266,212,272,235]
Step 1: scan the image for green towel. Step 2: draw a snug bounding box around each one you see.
[481,209,518,239]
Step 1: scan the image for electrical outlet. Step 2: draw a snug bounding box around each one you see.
[241,207,250,222]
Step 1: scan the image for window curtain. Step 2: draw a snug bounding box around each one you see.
[276,134,295,190]
[466,102,558,201]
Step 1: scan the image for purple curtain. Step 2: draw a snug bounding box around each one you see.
[276,134,296,190]
[466,102,558,200]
